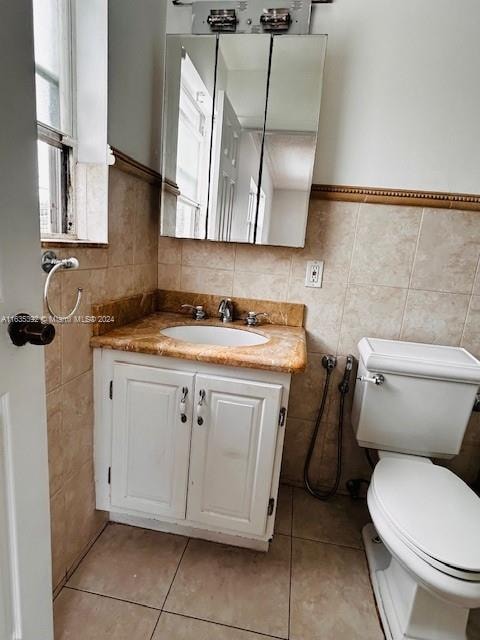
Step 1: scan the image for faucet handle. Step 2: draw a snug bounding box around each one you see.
[181,304,207,320]
[245,311,269,326]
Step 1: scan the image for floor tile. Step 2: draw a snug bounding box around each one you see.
[54,588,158,640]
[292,488,370,549]
[67,523,188,608]
[290,537,383,640]
[469,608,480,639]
[153,612,275,639]
[275,485,292,536]
[164,536,291,639]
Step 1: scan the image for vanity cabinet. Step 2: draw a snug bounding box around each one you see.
[94,349,291,550]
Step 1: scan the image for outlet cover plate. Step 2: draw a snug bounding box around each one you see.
[305,260,323,288]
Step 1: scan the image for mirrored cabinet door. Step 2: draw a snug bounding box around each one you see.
[207,35,271,243]
[161,35,217,239]
[255,35,327,247]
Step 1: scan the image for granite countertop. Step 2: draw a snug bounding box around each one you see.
[90,312,307,374]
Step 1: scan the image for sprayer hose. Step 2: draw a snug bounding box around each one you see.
[303,368,347,501]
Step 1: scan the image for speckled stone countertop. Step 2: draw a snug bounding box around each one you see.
[90,312,307,374]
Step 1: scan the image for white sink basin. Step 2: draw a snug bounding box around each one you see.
[161,325,269,347]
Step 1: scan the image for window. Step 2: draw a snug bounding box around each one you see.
[175,51,212,237]
[32,0,109,243]
[33,0,75,238]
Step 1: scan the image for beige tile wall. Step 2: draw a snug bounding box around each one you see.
[44,186,480,591]
[44,165,159,591]
[158,200,480,490]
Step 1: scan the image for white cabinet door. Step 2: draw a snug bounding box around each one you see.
[187,374,283,536]
[111,363,194,519]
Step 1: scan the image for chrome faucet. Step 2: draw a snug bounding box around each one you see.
[181,304,207,320]
[218,298,234,323]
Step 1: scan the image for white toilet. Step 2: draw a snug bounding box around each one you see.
[352,337,480,640]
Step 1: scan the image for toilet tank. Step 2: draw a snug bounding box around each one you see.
[351,338,480,459]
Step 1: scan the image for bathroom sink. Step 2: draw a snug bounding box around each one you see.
[160,325,269,347]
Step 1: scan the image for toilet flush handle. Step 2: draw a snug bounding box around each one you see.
[358,373,385,386]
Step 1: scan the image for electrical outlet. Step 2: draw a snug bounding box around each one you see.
[305,260,323,288]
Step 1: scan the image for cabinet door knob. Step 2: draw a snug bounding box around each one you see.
[180,386,188,422]
[197,389,206,426]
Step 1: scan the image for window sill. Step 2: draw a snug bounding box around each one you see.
[41,239,108,249]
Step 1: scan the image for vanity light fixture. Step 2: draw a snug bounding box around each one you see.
[207,8,238,31]
[260,8,291,32]
[192,0,312,35]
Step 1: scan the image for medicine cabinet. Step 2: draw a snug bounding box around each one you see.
[161,33,327,247]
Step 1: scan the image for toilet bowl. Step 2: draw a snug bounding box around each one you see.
[351,338,480,640]
[364,456,480,639]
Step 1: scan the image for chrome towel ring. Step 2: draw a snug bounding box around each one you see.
[42,251,83,322]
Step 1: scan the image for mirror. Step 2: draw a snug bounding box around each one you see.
[161,34,327,247]
[207,35,270,242]
[256,36,325,246]
[161,35,216,239]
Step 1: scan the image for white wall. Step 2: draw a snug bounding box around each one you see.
[313,0,480,193]
[167,0,480,194]
[108,0,167,172]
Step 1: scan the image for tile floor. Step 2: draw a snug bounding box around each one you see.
[54,486,480,640]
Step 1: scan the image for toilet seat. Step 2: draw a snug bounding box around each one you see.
[371,457,480,581]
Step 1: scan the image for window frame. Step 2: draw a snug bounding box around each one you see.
[34,0,77,240]
[37,123,76,238]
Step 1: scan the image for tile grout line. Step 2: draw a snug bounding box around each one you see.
[288,491,294,640]
[64,585,161,612]
[285,251,295,303]
[54,520,110,601]
[459,292,474,349]
[149,611,162,640]
[399,208,425,337]
[159,536,191,610]
[160,610,288,640]
[290,485,294,537]
[291,533,365,552]
[345,203,362,286]
[406,208,425,291]
[334,202,361,355]
[459,251,480,347]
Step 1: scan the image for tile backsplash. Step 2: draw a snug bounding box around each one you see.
[158,199,480,490]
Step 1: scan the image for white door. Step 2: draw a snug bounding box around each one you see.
[187,374,282,536]
[111,363,194,519]
[209,91,241,241]
[0,3,54,639]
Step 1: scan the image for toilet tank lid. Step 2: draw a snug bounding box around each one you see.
[358,337,480,384]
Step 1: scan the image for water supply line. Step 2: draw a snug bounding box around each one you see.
[303,354,354,500]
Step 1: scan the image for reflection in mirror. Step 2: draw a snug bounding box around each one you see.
[255,35,326,247]
[161,36,216,239]
[207,35,271,242]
